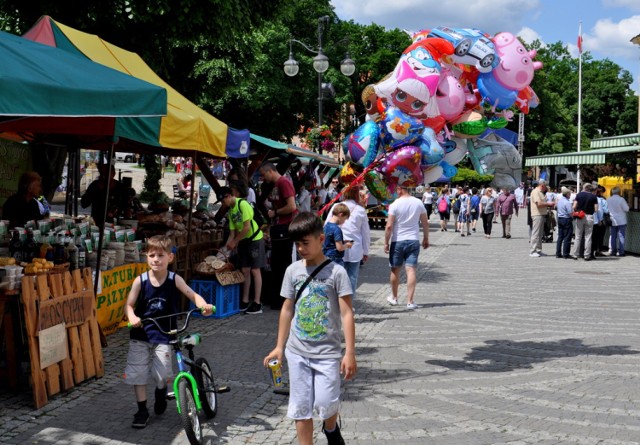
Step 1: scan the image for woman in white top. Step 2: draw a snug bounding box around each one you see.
[325,185,371,298]
[422,186,434,220]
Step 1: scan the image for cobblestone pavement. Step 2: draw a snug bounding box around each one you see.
[1,211,639,445]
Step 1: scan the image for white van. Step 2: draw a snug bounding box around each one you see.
[115,152,136,162]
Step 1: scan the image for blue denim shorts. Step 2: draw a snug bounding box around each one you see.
[389,240,420,268]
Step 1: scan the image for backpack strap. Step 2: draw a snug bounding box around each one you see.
[295,259,332,305]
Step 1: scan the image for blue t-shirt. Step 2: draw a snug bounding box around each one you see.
[130,271,180,345]
[470,195,480,212]
[323,222,345,265]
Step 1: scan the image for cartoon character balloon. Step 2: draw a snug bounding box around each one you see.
[476,32,542,110]
[378,145,424,188]
[346,120,381,167]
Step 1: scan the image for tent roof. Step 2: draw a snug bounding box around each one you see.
[524,145,640,167]
[24,16,228,157]
[0,30,166,144]
[250,134,340,167]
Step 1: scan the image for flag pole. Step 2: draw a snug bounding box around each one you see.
[576,21,583,192]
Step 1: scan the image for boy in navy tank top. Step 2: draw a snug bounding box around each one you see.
[124,235,213,429]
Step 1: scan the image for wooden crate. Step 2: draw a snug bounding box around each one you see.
[21,268,104,408]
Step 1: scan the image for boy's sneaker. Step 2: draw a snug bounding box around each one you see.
[154,387,168,415]
[323,422,345,445]
[406,303,419,310]
[386,296,398,306]
[245,302,263,314]
[239,301,250,312]
[132,409,150,429]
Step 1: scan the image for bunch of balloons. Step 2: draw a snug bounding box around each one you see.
[343,26,543,202]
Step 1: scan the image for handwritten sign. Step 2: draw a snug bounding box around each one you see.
[39,294,92,330]
[96,263,148,335]
[39,323,68,369]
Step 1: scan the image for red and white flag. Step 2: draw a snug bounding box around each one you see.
[577,23,583,54]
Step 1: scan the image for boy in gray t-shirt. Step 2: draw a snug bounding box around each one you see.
[264,212,356,445]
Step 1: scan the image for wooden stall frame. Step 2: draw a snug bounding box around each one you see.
[21,268,104,408]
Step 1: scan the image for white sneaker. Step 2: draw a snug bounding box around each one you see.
[529,252,541,257]
[386,296,398,306]
[406,303,418,310]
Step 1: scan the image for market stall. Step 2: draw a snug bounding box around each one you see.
[525,133,640,254]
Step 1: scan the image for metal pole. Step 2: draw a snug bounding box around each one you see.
[317,17,324,152]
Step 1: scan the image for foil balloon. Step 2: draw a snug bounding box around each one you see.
[451,110,487,138]
[364,170,397,203]
[378,106,424,151]
[339,161,362,184]
[378,145,424,188]
[436,69,466,121]
[417,128,445,167]
[347,121,380,167]
[444,137,470,165]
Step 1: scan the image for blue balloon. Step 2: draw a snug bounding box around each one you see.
[378,106,424,151]
[477,72,518,110]
[418,128,445,168]
[347,120,380,167]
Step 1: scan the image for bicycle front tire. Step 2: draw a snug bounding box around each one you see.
[195,357,218,418]
[177,377,202,445]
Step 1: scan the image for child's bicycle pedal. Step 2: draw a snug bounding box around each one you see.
[166,391,176,400]
[215,385,230,394]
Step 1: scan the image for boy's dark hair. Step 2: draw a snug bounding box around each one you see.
[288,212,323,241]
[229,179,248,198]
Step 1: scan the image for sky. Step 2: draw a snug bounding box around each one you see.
[331,0,640,92]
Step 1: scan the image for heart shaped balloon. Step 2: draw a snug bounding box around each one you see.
[378,145,423,188]
[378,106,424,151]
[347,121,380,167]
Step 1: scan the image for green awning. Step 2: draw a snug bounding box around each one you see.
[525,146,640,167]
[250,134,340,167]
[590,133,640,149]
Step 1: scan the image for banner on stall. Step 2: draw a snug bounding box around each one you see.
[96,262,148,335]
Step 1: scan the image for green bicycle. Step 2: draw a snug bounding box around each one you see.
[131,307,228,445]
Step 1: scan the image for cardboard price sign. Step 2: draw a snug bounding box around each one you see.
[39,323,68,369]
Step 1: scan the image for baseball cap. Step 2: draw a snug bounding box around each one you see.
[214,186,233,204]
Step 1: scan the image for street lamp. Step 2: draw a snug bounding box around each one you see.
[631,33,640,133]
[284,16,356,143]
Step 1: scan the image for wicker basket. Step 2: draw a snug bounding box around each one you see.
[193,249,234,276]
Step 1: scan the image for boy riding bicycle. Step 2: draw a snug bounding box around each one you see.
[125,235,213,429]
[264,212,356,445]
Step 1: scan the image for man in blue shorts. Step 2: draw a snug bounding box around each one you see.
[384,185,430,310]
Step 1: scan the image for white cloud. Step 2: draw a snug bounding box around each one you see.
[517,26,545,46]
[331,0,541,35]
[587,15,640,59]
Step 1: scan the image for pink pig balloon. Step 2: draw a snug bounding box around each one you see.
[492,32,543,91]
[436,70,466,121]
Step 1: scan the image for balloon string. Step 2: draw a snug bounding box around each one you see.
[317,151,391,217]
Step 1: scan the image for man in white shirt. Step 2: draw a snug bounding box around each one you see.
[384,186,429,310]
[606,186,630,256]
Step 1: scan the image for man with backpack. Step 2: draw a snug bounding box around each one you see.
[221,185,265,314]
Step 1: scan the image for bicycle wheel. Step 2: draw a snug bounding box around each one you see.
[195,357,218,418]
[177,377,202,445]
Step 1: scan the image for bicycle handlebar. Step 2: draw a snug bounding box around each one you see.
[127,306,216,335]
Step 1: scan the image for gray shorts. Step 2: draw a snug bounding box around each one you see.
[238,238,266,269]
[285,349,341,420]
[123,340,172,386]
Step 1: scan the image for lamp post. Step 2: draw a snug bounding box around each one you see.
[631,33,640,133]
[284,16,355,151]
